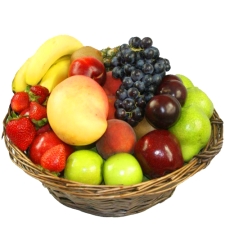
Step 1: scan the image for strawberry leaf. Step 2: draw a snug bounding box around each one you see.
[32,118,48,128]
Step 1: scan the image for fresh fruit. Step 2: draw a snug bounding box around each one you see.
[103,153,143,185]
[70,46,104,63]
[68,57,106,86]
[155,78,187,106]
[39,55,71,92]
[134,130,184,178]
[64,150,104,185]
[5,117,36,151]
[133,116,155,140]
[96,119,137,159]
[10,92,30,113]
[129,36,153,48]
[114,82,148,127]
[28,131,74,165]
[169,105,212,162]
[35,123,52,135]
[101,36,171,126]
[176,74,194,89]
[29,101,47,121]
[103,71,122,95]
[20,107,30,117]
[40,144,67,172]
[107,95,116,120]
[159,74,182,83]
[47,75,109,146]
[183,87,214,118]
[101,46,120,71]
[29,85,50,104]
[145,94,181,129]
[25,35,83,86]
[5,35,216,188]
[12,57,31,92]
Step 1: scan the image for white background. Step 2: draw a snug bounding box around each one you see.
[0,1,224,249]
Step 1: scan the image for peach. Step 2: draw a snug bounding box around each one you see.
[96,119,137,159]
[47,75,109,146]
[107,95,116,120]
[103,71,122,96]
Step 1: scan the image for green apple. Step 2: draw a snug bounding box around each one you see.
[64,150,103,185]
[183,86,214,118]
[176,74,194,89]
[103,153,143,185]
[169,105,211,162]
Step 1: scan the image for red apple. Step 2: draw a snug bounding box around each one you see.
[134,130,184,178]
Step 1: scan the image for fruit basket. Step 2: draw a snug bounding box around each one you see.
[2,108,223,217]
[2,35,224,217]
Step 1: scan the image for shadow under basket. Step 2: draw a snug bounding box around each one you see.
[2,109,223,217]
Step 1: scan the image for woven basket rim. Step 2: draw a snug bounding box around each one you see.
[2,108,224,197]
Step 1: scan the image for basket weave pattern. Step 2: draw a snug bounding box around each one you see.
[2,109,223,217]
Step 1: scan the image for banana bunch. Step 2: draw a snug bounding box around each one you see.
[12,34,83,92]
[39,55,71,92]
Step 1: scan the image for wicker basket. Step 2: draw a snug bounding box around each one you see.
[2,109,223,217]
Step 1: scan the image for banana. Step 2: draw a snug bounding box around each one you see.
[12,57,31,92]
[25,35,83,86]
[39,55,71,92]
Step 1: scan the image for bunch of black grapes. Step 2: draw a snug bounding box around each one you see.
[110,36,171,127]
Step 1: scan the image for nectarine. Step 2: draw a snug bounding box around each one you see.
[47,75,109,146]
[103,71,122,96]
[107,95,116,120]
[96,119,137,159]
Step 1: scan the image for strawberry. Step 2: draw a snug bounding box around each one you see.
[28,131,74,165]
[29,85,50,104]
[40,144,67,172]
[20,107,30,116]
[29,101,47,121]
[5,117,36,151]
[10,92,30,113]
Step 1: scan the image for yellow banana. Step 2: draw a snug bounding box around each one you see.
[39,55,71,92]
[25,34,83,86]
[12,57,31,92]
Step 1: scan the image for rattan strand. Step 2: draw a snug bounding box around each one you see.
[2,109,223,217]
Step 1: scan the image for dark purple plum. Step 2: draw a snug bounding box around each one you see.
[145,94,181,129]
[161,74,182,84]
[155,79,187,106]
